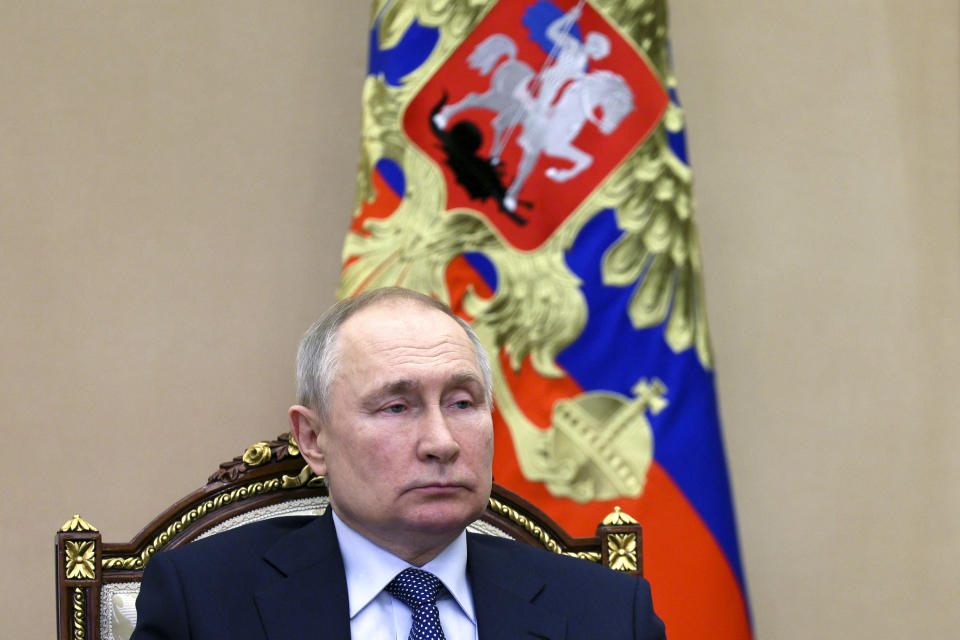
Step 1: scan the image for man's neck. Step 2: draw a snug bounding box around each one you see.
[330,509,477,634]
[329,506,462,566]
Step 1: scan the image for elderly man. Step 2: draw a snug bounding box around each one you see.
[132,287,665,639]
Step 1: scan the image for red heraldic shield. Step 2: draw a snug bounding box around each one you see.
[403,0,668,250]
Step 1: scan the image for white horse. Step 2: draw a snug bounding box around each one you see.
[434,34,634,212]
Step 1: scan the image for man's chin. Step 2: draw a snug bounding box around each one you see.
[403,500,486,535]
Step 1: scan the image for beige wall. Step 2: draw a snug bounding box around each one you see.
[1,1,957,638]
[669,2,960,637]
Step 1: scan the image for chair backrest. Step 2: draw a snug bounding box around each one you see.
[55,432,644,640]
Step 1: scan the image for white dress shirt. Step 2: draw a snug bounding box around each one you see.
[332,511,479,640]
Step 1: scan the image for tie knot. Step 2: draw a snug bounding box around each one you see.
[385,568,445,610]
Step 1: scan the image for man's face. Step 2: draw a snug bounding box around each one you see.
[307,301,493,560]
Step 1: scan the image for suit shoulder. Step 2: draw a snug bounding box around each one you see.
[467,532,636,586]
[467,533,664,638]
[156,515,316,566]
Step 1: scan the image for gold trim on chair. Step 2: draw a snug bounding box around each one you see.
[606,533,639,572]
[72,587,86,640]
[62,514,98,533]
[602,506,639,525]
[487,497,602,563]
[66,541,97,580]
[103,477,289,570]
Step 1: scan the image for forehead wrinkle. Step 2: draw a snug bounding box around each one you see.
[370,340,479,368]
[364,369,481,396]
[336,304,485,396]
[340,301,480,359]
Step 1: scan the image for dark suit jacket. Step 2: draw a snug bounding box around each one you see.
[131,510,666,639]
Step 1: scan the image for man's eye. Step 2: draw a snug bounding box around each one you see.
[383,404,406,414]
[450,400,472,410]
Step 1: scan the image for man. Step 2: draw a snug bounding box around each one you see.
[132,287,665,639]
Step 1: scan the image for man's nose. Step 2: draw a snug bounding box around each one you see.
[417,407,460,462]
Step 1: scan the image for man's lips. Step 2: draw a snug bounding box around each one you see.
[405,482,469,493]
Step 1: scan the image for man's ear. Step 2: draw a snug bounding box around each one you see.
[288,405,327,477]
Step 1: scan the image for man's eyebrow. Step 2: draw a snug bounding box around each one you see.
[360,379,420,409]
[448,372,483,388]
[448,372,487,403]
[360,374,485,408]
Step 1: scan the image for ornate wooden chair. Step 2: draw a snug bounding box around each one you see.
[55,433,644,640]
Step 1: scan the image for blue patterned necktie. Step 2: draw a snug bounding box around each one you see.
[385,567,447,640]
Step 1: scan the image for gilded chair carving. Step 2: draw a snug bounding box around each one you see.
[55,433,644,640]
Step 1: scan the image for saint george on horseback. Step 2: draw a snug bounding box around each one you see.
[432,1,634,214]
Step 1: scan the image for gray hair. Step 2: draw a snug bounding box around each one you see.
[295,287,493,420]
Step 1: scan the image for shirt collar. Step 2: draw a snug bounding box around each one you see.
[331,510,476,623]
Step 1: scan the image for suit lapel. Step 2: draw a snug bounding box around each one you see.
[468,535,566,640]
[254,511,351,640]
[250,516,568,640]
